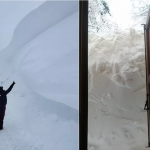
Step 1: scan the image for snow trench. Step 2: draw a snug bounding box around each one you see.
[0,2,79,149]
[0,1,79,110]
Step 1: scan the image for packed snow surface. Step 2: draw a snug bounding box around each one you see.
[88,29,148,150]
[0,1,79,150]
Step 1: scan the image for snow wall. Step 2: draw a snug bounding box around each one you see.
[88,29,147,150]
[0,1,79,150]
[0,1,79,110]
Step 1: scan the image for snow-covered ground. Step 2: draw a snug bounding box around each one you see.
[0,1,79,150]
[88,29,148,150]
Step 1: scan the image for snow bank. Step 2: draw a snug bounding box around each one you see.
[0,1,79,110]
[0,1,79,149]
[13,11,79,110]
[88,29,147,150]
[89,28,145,92]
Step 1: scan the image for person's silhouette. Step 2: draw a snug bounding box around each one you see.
[0,81,15,129]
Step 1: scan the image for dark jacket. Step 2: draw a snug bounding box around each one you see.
[0,82,15,106]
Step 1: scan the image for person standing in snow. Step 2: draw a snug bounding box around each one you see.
[0,81,15,130]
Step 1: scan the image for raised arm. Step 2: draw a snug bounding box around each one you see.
[5,81,15,94]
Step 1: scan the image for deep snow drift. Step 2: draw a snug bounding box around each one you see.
[0,1,79,150]
[88,29,148,150]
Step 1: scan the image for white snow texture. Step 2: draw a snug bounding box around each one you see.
[0,1,79,150]
[88,29,148,150]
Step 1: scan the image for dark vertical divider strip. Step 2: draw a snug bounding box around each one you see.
[79,1,88,150]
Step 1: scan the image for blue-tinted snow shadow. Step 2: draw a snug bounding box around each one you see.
[32,92,79,123]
